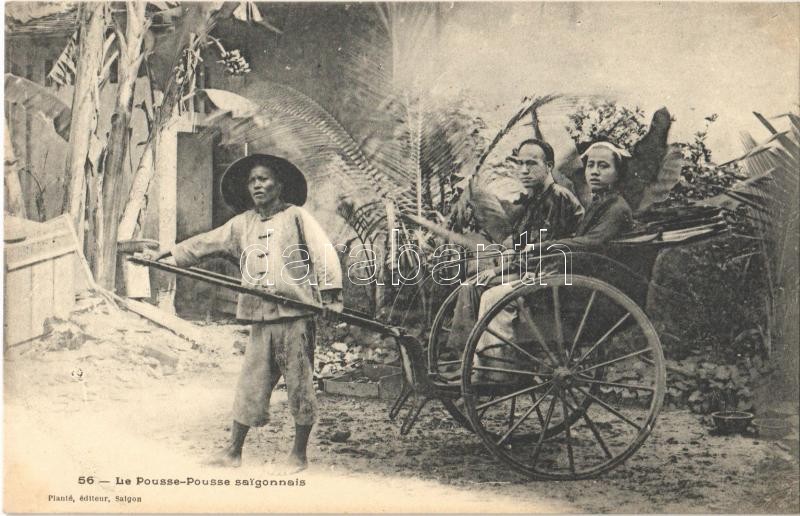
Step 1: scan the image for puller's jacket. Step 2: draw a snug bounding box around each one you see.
[171,205,343,322]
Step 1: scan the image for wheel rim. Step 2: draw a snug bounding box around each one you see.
[461,275,666,480]
[428,287,474,431]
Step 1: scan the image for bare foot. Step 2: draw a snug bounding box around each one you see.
[270,453,308,475]
[203,447,242,468]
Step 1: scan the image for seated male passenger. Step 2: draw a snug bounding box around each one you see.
[446,138,584,372]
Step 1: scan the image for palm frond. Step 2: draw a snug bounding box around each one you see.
[443,95,564,231]
[475,94,560,174]
[199,85,396,204]
[336,198,387,245]
[720,111,799,292]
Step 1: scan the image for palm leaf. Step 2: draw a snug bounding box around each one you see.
[47,29,79,87]
[637,146,687,212]
[4,73,72,140]
[475,95,560,174]
[625,107,675,210]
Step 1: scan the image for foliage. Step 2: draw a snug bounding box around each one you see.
[650,111,799,408]
[711,112,800,400]
[173,34,251,116]
[664,352,774,414]
[200,4,491,304]
[566,100,648,152]
[565,102,743,207]
[649,234,769,358]
[668,115,743,202]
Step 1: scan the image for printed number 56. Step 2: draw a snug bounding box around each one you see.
[78,476,94,484]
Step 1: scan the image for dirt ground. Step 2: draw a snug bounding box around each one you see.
[4,299,799,513]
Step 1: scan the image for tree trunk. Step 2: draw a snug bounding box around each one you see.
[85,154,104,272]
[118,139,155,239]
[63,2,107,247]
[95,2,148,289]
[3,119,27,218]
[117,3,235,242]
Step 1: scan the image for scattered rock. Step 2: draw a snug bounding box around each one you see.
[319,363,338,377]
[331,342,348,353]
[330,430,351,442]
[140,343,179,369]
[233,340,247,355]
[43,318,94,351]
[74,296,104,313]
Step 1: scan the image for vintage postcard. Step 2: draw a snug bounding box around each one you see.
[3,1,799,513]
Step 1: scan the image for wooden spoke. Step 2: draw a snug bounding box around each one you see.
[572,385,643,431]
[437,359,462,366]
[530,394,558,466]
[560,392,576,475]
[573,376,655,393]
[508,396,517,433]
[578,348,654,376]
[496,384,555,446]
[552,285,566,360]
[516,299,561,366]
[484,327,554,370]
[441,326,452,333]
[475,381,553,411]
[462,275,666,480]
[473,365,553,378]
[569,291,596,360]
[574,312,631,366]
[567,388,612,460]
[530,391,546,426]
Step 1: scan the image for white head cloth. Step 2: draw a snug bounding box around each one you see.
[580,141,632,160]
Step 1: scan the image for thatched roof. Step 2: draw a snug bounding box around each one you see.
[5,3,78,36]
[5,2,76,24]
[5,2,176,37]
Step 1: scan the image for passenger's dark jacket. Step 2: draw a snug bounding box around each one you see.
[556,190,633,250]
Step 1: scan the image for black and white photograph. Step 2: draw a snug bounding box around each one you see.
[3,1,799,513]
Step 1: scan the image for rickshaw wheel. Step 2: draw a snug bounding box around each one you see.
[461,275,666,480]
[429,284,598,436]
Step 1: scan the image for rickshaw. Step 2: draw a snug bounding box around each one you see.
[130,206,726,480]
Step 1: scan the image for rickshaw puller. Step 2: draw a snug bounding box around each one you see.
[146,154,342,473]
